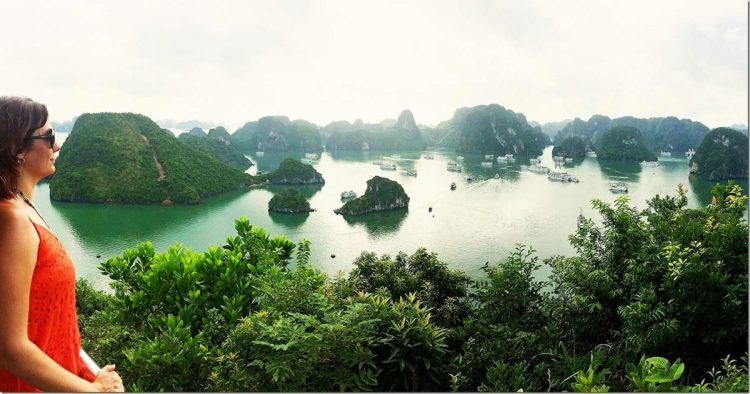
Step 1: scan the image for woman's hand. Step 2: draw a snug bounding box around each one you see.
[92,364,124,392]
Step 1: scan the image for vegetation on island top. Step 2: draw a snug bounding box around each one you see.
[230,116,323,153]
[177,133,253,172]
[268,188,314,214]
[77,182,748,392]
[334,176,409,216]
[49,113,257,204]
[439,104,549,156]
[555,115,710,154]
[552,135,588,158]
[690,127,748,181]
[595,125,657,161]
[261,157,325,185]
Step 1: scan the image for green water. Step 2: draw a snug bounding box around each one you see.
[34,146,746,288]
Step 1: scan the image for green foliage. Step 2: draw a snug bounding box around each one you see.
[50,113,256,204]
[178,133,252,171]
[348,248,472,327]
[263,157,324,184]
[268,188,313,213]
[692,355,749,392]
[690,127,748,180]
[595,125,657,161]
[336,176,409,216]
[553,135,589,158]
[76,185,748,392]
[625,355,686,392]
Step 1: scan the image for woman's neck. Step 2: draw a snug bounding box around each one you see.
[15,177,36,201]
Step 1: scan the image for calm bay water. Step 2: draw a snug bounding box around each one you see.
[35,141,746,288]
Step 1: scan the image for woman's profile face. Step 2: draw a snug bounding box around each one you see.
[21,119,60,179]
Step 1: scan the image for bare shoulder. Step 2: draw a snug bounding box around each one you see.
[0,202,38,256]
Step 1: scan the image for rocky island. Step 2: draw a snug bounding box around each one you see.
[49,113,256,204]
[177,132,253,171]
[325,109,426,151]
[263,157,325,185]
[552,135,588,158]
[595,126,657,161]
[334,176,409,216]
[268,188,314,213]
[690,127,748,180]
[231,116,323,153]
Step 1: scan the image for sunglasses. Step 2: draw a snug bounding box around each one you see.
[25,129,56,148]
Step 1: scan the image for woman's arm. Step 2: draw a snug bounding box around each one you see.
[0,207,99,392]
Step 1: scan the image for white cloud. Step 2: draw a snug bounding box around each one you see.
[1,0,745,130]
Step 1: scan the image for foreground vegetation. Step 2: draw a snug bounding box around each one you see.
[77,182,748,391]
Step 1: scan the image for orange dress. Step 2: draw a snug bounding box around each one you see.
[0,220,96,392]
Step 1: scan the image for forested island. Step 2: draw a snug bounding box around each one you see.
[262,157,325,185]
[325,110,426,151]
[230,116,323,153]
[554,115,709,154]
[428,104,549,156]
[690,127,749,180]
[595,125,657,161]
[77,182,748,392]
[268,188,314,213]
[49,113,257,204]
[334,176,409,215]
[552,135,588,158]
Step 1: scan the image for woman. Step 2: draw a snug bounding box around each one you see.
[0,96,124,392]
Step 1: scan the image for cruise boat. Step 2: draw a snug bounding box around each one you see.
[528,164,550,174]
[480,161,494,168]
[256,151,265,157]
[640,160,659,167]
[494,173,500,179]
[564,157,573,163]
[450,182,457,190]
[660,151,672,157]
[447,162,462,172]
[553,155,565,162]
[372,160,383,165]
[484,154,494,160]
[406,169,417,177]
[496,155,508,163]
[424,154,435,159]
[577,209,586,229]
[380,162,397,170]
[340,190,357,200]
[586,151,597,158]
[529,158,540,164]
[685,148,695,159]
[465,175,474,181]
[609,181,628,193]
[304,153,319,159]
[505,154,515,163]
[548,171,578,182]
[456,156,465,162]
[300,158,314,165]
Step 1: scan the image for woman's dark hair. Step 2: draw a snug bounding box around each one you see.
[0,96,49,200]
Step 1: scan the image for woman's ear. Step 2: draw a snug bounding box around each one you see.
[16,153,25,165]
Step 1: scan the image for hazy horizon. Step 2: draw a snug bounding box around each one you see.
[5,0,746,131]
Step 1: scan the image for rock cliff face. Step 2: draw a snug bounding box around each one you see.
[334,176,409,216]
[268,188,314,213]
[689,128,748,180]
[595,126,656,161]
[264,157,325,185]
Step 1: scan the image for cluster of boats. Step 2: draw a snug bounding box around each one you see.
[447,161,462,172]
[300,153,319,165]
[547,171,579,182]
[609,181,628,193]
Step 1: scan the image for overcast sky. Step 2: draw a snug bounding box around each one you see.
[2,0,746,130]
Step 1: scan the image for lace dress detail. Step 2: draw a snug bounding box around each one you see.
[0,221,96,392]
